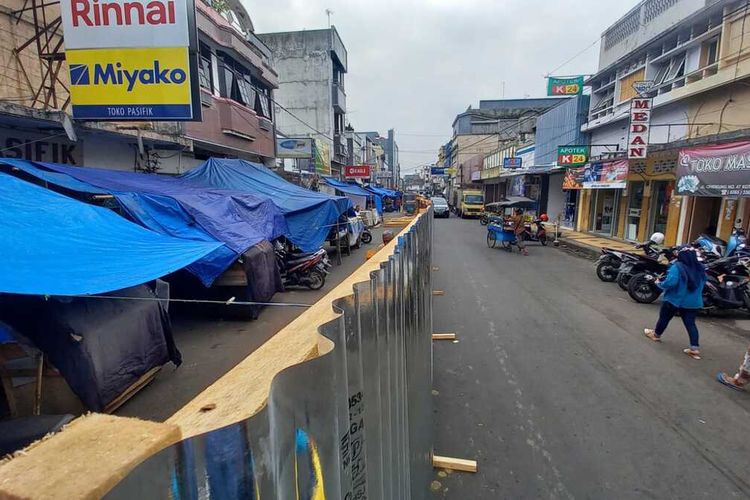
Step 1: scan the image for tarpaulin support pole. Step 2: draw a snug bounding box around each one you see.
[33,353,43,416]
[336,220,342,266]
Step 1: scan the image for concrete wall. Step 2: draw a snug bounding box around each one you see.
[546,173,566,221]
[260,30,335,145]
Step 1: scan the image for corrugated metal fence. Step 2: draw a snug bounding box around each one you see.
[107,210,434,500]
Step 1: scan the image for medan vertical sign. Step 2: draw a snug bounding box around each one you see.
[627,98,652,160]
[60,0,201,121]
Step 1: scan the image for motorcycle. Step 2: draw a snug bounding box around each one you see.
[625,247,681,303]
[627,254,750,312]
[520,217,548,246]
[274,242,331,290]
[694,220,748,261]
[594,235,661,284]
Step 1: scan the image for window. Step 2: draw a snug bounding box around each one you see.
[701,38,720,67]
[237,76,256,107]
[590,89,614,116]
[198,43,213,91]
[619,68,645,102]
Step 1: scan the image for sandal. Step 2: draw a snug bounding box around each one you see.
[683,348,701,360]
[644,329,661,342]
[716,372,745,392]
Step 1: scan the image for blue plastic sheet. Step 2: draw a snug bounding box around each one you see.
[322,177,383,215]
[182,159,351,252]
[366,185,399,199]
[1,159,288,285]
[0,174,222,296]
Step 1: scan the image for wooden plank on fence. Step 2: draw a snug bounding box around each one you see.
[433,455,478,473]
[432,333,456,341]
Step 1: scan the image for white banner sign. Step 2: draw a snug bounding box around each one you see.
[627,98,652,160]
[60,0,192,49]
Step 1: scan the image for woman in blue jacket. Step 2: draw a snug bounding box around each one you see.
[644,249,706,360]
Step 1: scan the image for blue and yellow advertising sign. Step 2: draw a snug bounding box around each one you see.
[67,47,194,120]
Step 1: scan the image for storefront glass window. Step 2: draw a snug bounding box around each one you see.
[590,189,619,236]
[626,182,644,241]
[649,181,672,236]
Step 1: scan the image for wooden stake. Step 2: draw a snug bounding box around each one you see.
[432,333,456,341]
[433,455,477,473]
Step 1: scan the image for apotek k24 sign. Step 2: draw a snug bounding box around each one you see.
[61,0,200,121]
[557,145,589,167]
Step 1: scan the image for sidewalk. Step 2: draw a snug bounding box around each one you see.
[553,226,638,259]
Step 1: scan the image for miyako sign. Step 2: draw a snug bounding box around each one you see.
[627,98,652,160]
[61,0,200,121]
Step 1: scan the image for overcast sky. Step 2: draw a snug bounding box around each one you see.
[246,0,637,174]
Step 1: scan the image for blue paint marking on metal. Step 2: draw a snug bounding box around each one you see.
[106,211,434,500]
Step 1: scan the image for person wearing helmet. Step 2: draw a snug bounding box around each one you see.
[539,213,550,222]
[644,248,706,360]
[650,232,665,246]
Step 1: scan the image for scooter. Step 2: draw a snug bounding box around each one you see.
[594,234,662,284]
[519,215,549,246]
[625,246,681,303]
[274,242,330,290]
[694,220,748,261]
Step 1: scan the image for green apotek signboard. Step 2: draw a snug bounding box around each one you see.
[547,76,584,96]
[557,145,589,167]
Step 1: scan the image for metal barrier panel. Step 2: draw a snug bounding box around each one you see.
[106,211,433,500]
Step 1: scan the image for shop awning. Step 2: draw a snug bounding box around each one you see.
[0,173,222,296]
[498,165,565,178]
[182,159,351,251]
[321,177,383,214]
[677,140,750,197]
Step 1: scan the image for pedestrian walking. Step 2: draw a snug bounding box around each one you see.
[716,345,750,391]
[643,249,706,359]
[510,208,528,256]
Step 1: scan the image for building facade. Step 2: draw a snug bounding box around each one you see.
[578,0,750,245]
[0,0,279,173]
[258,27,348,177]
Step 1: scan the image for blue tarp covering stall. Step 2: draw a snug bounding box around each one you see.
[0,173,221,296]
[321,177,383,215]
[0,159,288,286]
[182,159,351,252]
[366,185,399,199]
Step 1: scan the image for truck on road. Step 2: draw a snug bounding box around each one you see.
[455,189,484,218]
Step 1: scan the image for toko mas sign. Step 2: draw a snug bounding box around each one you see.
[61,0,201,121]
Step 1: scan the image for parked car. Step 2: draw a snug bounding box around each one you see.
[432,197,449,218]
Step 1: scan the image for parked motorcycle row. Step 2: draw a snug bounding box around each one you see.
[594,222,750,314]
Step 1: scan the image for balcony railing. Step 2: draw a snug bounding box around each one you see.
[332,83,346,113]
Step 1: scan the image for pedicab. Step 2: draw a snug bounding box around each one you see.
[485,197,540,251]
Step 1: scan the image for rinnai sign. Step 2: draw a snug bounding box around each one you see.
[345,165,371,178]
[60,0,200,121]
[627,98,652,160]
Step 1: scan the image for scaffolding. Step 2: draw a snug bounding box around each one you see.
[11,0,69,110]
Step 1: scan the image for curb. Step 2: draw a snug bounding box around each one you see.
[554,237,601,260]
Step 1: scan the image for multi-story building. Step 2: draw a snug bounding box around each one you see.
[448,98,568,207]
[258,27,348,177]
[0,0,279,173]
[580,0,750,244]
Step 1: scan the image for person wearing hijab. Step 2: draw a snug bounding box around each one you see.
[644,248,706,359]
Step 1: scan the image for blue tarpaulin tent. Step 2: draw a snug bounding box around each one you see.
[321,177,383,215]
[0,159,288,286]
[0,173,222,296]
[181,159,351,252]
[366,185,399,199]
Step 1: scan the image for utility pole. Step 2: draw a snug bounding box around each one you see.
[325,8,333,27]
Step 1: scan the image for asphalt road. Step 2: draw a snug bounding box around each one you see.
[431,215,750,499]
[117,226,385,421]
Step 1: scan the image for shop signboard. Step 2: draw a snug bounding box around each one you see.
[344,165,371,178]
[471,170,481,181]
[677,141,750,196]
[627,98,652,159]
[503,157,523,169]
[582,160,629,189]
[313,139,331,176]
[430,166,446,176]
[376,171,392,179]
[276,138,313,158]
[547,76,584,96]
[557,145,589,167]
[0,127,82,165]
[60,0,201,121]
[562,167,584,190]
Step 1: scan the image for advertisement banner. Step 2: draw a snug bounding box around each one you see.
[60,0,200,121]
[503,157,523,169]
[547,76,584,96]
[67,47,194,119]
[430,167,445,176]
[627,98,652,160]
[563,167,584,190]
[344,165,371,178]
[582,160,629,189]
[277,138,313,159]
[376,171,392,179]
[677,141,750,196]
[558,145,589,167]
[313,139,331,176]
